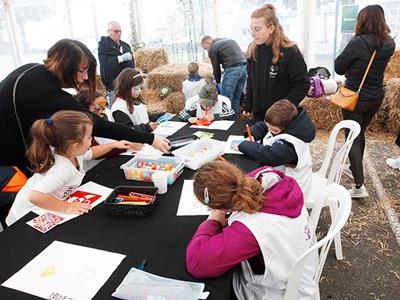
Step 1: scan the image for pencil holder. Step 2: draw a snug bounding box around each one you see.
[104,186,158,217]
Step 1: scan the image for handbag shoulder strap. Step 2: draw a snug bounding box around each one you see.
[357,49,377,93]
[12,63,41,150]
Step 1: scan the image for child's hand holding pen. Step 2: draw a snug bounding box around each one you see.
[64,202,92,215]
[188,117,198,124]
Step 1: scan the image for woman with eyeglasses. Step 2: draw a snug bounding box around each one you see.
[242,3,310,121]
[0,38,170,177]
[334,5,395,198]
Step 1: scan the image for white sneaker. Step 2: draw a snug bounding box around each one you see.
[342,164,353,179]
[386,157,400,170]
[349,185,369,198]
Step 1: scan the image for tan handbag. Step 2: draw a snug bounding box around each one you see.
[331,50,376,111]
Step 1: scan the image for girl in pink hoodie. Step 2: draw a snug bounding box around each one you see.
[186,161,317,299]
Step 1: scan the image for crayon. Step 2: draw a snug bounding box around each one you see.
[246,124,254,142]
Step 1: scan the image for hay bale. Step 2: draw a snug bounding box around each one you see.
[165,92,185,114]
[147,63,213,93]
[141,89,161,104]
[385,78,400,134]
[147,101,168,116]
[384,50,400,83]
[135,48,168,72]
[95,75,107,95]
[300,95,342,131]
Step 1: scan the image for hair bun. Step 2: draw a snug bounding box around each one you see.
[264,3,276,11]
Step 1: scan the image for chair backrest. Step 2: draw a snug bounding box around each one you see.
[283,184,352,300]
[318,120,361,184]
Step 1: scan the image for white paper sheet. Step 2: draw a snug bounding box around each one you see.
[119,144,163,159]
[177,180,211,216]
[153,121,187,137]
[1,241,125,300]
[190,120,234,130]
[224,135,248,154]
[30,181,112,225]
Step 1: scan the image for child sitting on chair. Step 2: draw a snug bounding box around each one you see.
[235,99,316,198]
[111,68,157,133]
[182,62,207,100]
[179,83,234,123]
[186,160,317,299]
[6,110,136,226]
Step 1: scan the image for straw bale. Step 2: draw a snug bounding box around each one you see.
[95,75,107,96]
[147,101,168,116]
[135,48,168,73]
[165,92,185,114]
[385,78,400,134]
[141,89,161,104]
[384,50,400,83]
[300,95,342,131]
[147,63,213,93]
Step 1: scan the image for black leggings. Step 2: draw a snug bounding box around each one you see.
[342,100,382,186]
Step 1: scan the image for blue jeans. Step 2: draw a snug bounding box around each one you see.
[221,65,247,114]
[106,89,115,106]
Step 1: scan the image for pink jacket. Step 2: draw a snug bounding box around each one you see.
[186,166,304,279]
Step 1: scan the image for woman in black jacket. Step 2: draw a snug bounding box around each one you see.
[335,5,395,198]
[0,39,170,176]
[242,3,310,121]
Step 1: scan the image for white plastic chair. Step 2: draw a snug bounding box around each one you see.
[284,184,352,300]
[306,120,360,260]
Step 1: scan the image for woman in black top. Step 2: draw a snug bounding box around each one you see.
[335,5,395,198]
[0,39,170,176]
[242,3,310,121]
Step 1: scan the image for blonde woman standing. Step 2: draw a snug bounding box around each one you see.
[242,4,310,121]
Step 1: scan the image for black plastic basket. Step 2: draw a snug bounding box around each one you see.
[104,186,158,217]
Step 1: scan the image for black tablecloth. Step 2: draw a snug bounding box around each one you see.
[0,120,258,299]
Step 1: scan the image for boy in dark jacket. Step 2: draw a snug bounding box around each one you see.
[236,99,316,198]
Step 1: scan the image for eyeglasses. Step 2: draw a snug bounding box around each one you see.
[248,26,263,33]
[111,30,121,33]
[77,68,89,75]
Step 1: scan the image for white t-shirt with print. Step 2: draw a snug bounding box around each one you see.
[6,150,93,226]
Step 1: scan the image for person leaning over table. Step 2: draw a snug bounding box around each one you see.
[334,5,395,199]
[186,161,317,299]
[0,38,170,178]
[242,3,310,121]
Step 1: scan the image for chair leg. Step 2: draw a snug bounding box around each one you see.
[328,200,343,260]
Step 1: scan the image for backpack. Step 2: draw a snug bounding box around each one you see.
[308,76,326,98]
[308,67,331,79]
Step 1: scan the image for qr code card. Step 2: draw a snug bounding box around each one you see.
[27,212,65,233]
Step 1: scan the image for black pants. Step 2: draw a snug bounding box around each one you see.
[342,100,382,185]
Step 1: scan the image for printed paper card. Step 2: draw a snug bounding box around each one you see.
[1,240,126,300]
[177,180,211,216]
[224,135,247,154]
[190,120,234,131]
[27,213,65,233]
[30,181,112,225]
[152,121,187,137]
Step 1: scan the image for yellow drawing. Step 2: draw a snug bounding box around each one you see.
[41,265,55,277]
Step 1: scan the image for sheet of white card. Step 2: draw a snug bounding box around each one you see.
[190,120,234,130]
[224,135,248,154]
[119,143,163,158]
[1,240,126,300]
[30,181,112,225]
[177,180,211,216]
[153,121,187,137]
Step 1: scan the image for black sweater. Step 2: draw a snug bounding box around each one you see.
[98,36,135,90]
[243,44,310,121]
[335,33,395,102]
[0,64,153,174]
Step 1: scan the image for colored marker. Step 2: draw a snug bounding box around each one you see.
[138,260,147,270]
[246,124,254,142]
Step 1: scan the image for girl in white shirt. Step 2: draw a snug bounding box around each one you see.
[111,68,157,133]
[6,110,135,225]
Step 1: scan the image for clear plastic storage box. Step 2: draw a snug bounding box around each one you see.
[120,155,185,185]
[172,139,226,170]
